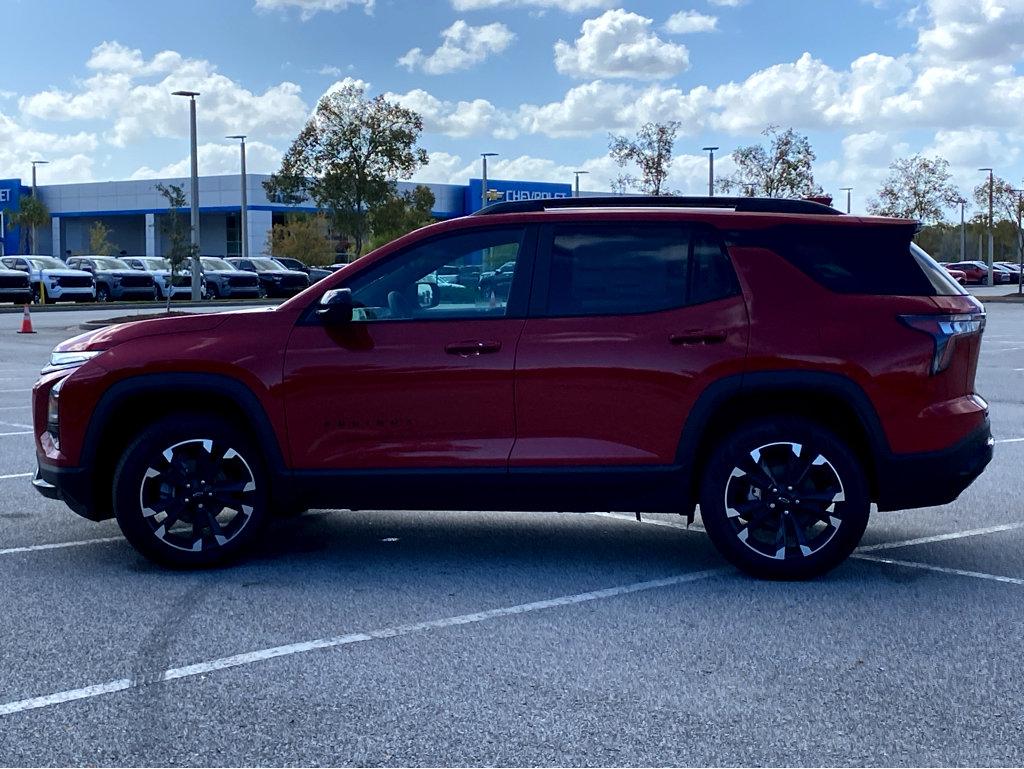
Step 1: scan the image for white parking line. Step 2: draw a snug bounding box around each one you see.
[0,431,32,437]
[0,405,30,411]
[0,472,32,481]
[996,437,1024,444]
[856,522,1024,552]
[0,422,32,430]
[0,537,123,557]
[853,554,1024,586]
[0,567,725,717]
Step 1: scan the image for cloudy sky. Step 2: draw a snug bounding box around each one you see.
[2,0,1022,214]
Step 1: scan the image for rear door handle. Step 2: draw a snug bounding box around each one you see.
[445,340,502,356]
[670,331,727,346]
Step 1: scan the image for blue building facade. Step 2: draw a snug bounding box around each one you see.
[0,174,579,259]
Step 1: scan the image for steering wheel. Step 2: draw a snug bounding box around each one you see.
[387,290,414,319]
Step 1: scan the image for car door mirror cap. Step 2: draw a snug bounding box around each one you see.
[316,288,354,324]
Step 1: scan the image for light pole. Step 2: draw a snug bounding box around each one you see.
[1010,187,1023,296]
[959,197,967,263]
[30,160,48,255]
[480,152,498,210]
[227,135,248,260]
[173,90,202,300]
[702,146,719,197]
[839,186,852,214]
[573,170,589,198]
[979,167,994,287]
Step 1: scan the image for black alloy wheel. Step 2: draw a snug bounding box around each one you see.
[699,418,870,579]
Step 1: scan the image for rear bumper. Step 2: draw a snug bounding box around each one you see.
[876,418,994,511]
[34,461,109,521]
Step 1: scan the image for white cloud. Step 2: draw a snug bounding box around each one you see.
[708,0,746,6]
[128,140,284,180]
[554,9,690,79]
[0,110,98,183]
[664,11,718,34]
[917,0,1024,64]
[399,21,515,75]
[385,88,515,139]
[253,0,374,20]
[19,42,309,148]
[452,0,613,10]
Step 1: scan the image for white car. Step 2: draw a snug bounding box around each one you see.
[0,255,95,303]
[123,257,193,300]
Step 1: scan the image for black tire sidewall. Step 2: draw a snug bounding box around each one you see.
[699,418,870,580]
[113,415,270,568]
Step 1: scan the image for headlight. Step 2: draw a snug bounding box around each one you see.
[43,350,103,374]
[47,376,66,447]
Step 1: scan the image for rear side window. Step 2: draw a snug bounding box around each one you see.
[762,225,954,296]
[544,223,738,317]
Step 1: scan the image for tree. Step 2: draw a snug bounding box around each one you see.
[265,82,428,256]
[973,174,1024,266]
[6,195,50,253]
[367,185,436,251]
[866,155,961,224]
[608,121,679,195]
[718,125,823,198]
[88,222,116,256]
[155,183,198,310]
[266,214,336,266]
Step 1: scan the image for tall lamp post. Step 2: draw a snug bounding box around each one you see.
[226,135,248,260]
[30,160,48,255]
[839,186,852,214]
[979,167,994,287]
[573,170,589,198]
[1011,187,1023,297]
[480,153,498,210]
[959,197,967,263]
[173,90,202,300]
[702,146,719,197]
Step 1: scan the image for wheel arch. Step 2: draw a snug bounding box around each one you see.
[678,371,888,505]
[81,373,289,519]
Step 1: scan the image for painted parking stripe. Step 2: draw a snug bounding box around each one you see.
[0,567,725,718]
[0,431,32,437]
[0,422,32,430]
[853,554,1024,586]
[996,437,1024,444]
[0,406,31,411]
[856,522,1024,553]
[0,472,32,481]
[0,537,123,557]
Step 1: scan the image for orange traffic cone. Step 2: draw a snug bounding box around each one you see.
[17,304,35,334]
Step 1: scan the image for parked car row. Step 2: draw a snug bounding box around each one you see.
[943,260,1021,285]
[0,254,331,303]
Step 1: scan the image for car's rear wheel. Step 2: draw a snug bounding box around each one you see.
[699,417,870,580]
[205,283,219,300]
[113,415,269,568]
[96,284,110,302]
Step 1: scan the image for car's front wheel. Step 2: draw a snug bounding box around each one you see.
[699,417,870,580]
[113,415,270,567]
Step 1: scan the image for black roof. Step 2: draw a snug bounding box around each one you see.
[472,195,843,217]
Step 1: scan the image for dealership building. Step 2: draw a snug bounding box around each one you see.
[0,175,578,259]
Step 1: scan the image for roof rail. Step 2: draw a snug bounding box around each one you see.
[472,195,843,217]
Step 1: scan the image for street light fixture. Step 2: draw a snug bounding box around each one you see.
[480,153,498,211]
[979,167,994,287]
[173,90,202,300]
[29,160,49,256]
[702,146,719,197]
[573,170,589,198]
[227,135,248,260]
[839,186,852,214]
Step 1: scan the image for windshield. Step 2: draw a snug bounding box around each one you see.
[201,258,234,271]
[138,258,171,270]
[250,258,285,270]
[90,257,131,270]
[28,257,66,269]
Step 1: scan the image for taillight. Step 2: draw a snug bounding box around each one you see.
[899,313,985,375]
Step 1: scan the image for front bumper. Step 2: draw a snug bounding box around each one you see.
[34,461,108,520]
[876,418,994,511]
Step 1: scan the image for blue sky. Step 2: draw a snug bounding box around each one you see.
[2,0,1022,216]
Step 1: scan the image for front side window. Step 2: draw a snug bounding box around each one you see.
[544,223,737,317]
[346,227,525,321]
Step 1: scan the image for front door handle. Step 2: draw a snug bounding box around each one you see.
[670,331,727,346]
[445,340,502,356]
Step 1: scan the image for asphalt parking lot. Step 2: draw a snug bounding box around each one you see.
[1,303,1023,766]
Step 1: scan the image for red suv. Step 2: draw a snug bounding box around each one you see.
[32,197,992,578]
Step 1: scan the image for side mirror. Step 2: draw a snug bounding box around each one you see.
[315,287,354,324]
[417,281,441,309]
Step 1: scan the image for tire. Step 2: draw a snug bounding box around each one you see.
[206,283,220,300]
[257,282,268,299]
[31,284,42,304]
[96,284,111,302]
[698,417,870,580]
[113,415,270,568]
